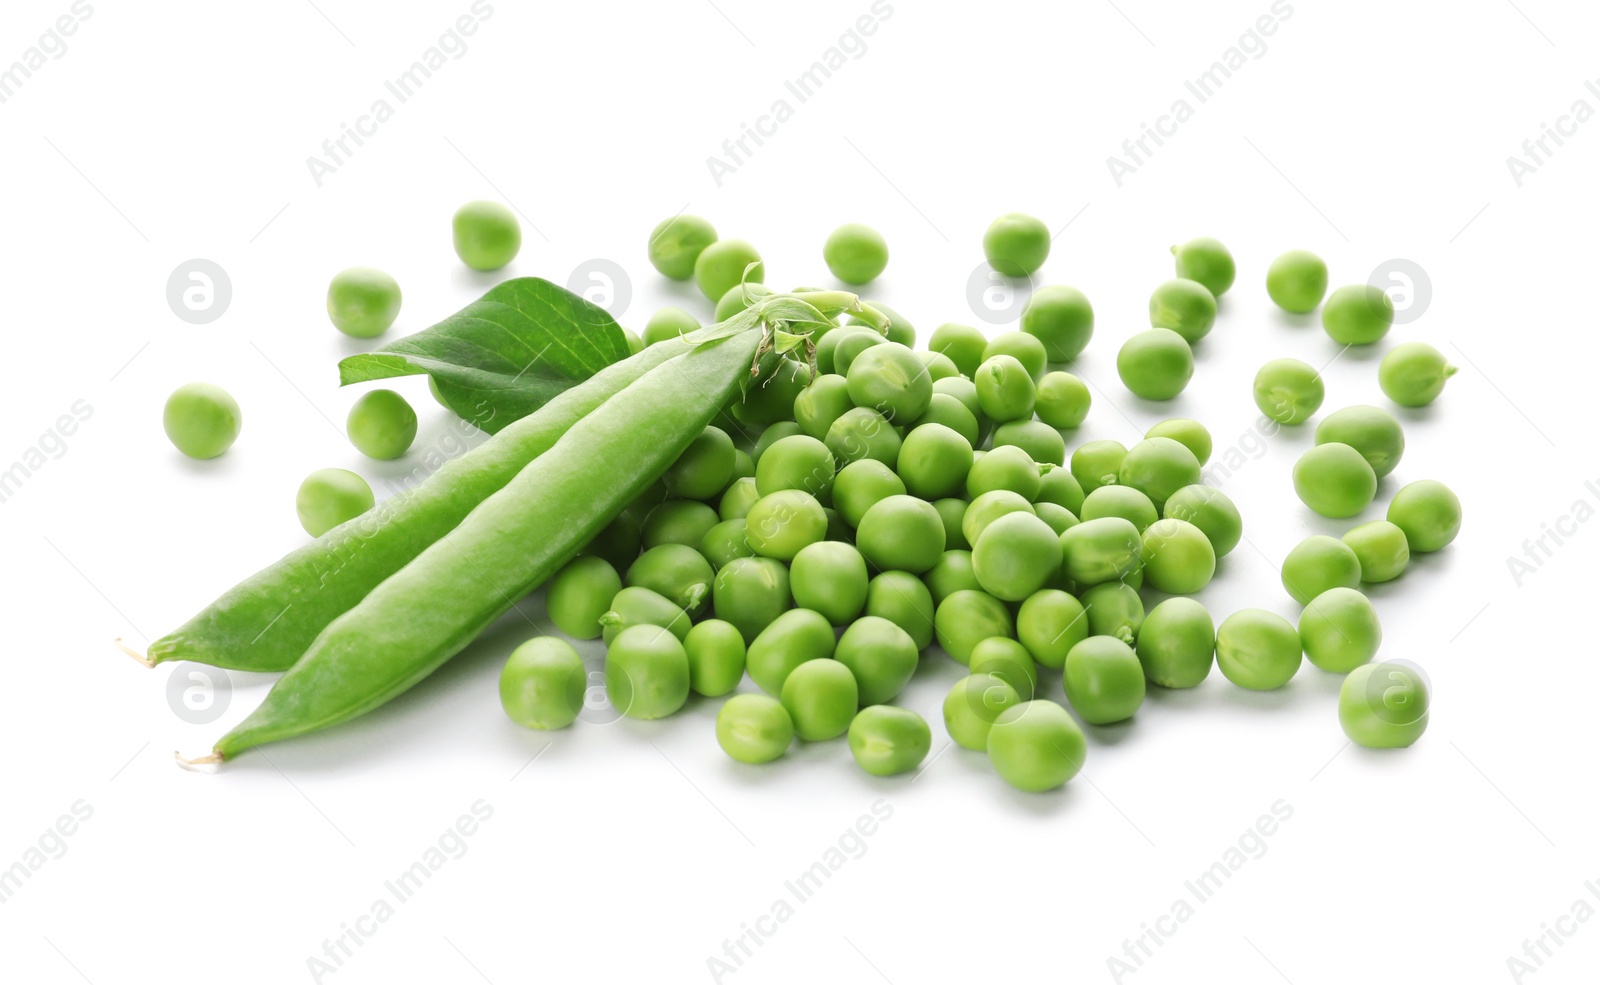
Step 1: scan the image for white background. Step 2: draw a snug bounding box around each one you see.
[1,1,1594,982]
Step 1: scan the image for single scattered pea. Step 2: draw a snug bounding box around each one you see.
[643,499,721,549]
[970,637,1039,700]
[1342,520,1410,583]
[1280,534,1363,605]
[1321,284,1394,345]
[983,212,1051,277]
[1060,516,1143,587]
[684,619,746,697]
[928,323,989,378]
[1339,660,1430,748]
[1162,484,1242,557]
[296,467,374,537]
[452,200,521,271]
[627,543,715,615]
[1148,279,1217,344]
[326,267,401,338]
[896,423,974,500]
[701,518,754,569]
[755,434,835,499]
[1386,479,1461,552]
[1145,418,1211,465]
[1118,437,1201,510]
[744,490,828,561]
[1293,443,1377,518]
[605,624,691,720]
[1379,341,1457,407]
[914,349,962,384]
[944,674,1023,751]
[835,616,919,705]
[781,659,859,741]
[1021,285,1094,362]
[647,214,717,280]
[1118,328,1194,400]
[719,477,761,521]
[1140,518,1216,594]
[1171,236,1235,297]
[975,354,1037,422]
[966,444,1042,501]
[347,389,417,460]
[1063,635,1146,724]
[599,586,691,645]
[1136,598,1214,688]
[848,706,932,776]
[1314,405,1405,478]
[934,589,1014,665]
[986,700,1087,792]
[983,331,1049,381]
[1016,588,1089,669]
[856,494,946,573]
[164,382,241,460]
[823,223,889,284]
[666,426,737,501]
[1070,440,1128,493]
[1253,358,1324,425]
[991,420,1066,468]
[1034,372,1091,429]
[1265,249,1328,313]
[790,541,869,625]
[746,608,836,694]
[972,511,1062,602]
[866,571,936,650]
[1215,609,1302,690]
[1299,587,1382,673]
[643,306,700,346]
[832,459,906,528]
[1081,485,1158,532]
[794,374,857,442]
[499,637,586,730]
[694,238,764,301]
[961,489,1034,546]
[712,556,792,644]
[1080,582,1144,644]
[1036,466,1086,514]
[825,406,902,468]
[547,555,623,639]
[1032,501,1078,539]
[717,693,794,764]
[924,549,980,604]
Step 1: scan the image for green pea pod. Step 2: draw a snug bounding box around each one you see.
[202,326,768,762]
[144,341,683,673]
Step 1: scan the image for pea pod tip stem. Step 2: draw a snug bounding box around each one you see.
[115,638,154,669]
[174,751,223,772]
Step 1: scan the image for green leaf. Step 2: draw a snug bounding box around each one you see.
[338,277,628,433]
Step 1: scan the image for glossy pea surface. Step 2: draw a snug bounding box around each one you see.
[717,694,794,764]
[848,706,932,776]
[986,700,1086,792]
[1063,636,1146,725]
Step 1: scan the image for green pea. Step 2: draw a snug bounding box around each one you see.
[1136,598,1214,688]
[546,555,623,639]
[701,518,754,569]
[1379,341,1457,407]
[983,331,1049,381]
[1339,660,1430,748]
[1387,479,1461,553]
[932,376,991,439]
[452,200,521,271]
[643,499,721,549]
[974,354,1036,422]
[934,589,1014,665]
[1034,502,1080,536]
[780,659,859,741]
[986,700,1086,792]
[1016,589,1089,670]
[847,342,932,424]
[825,406,901,468]
[326,267,402,338]
[295,468,374,537]
[1118,328,1195,401]
[693,238,764,301]
[746,607,836,695]
[1162,484,1242,558]
[929,322,988,378]
[605,624,691,720]
[1036,467,1086,514]
[1147,279,1217,344]
[744,490,828,561]
[647,214,717,280]
[1265,249,1328,314]
[1314,405,1404,478]
[1140,518,1216,595]
[831,459,906,529]
[755,434,835,500]
[1034,372,1091,430]
[909,393,981,447]
[848,705,932,776]
[1280,535,1362,605]
[970,511,1061,602]
[713,556,792,644]
[1145,418,1212,465]
[923,550,980,606]
[965,445,1039,500]
[931,499,971,551]
[664,425,736,501]
[1342,520,1410,583]
[1063,635,1145,725]
[1021,285,1094,362]
[794,374,855,441]
[164,382,242,460]
[832,330,888,378]
[626,544,715,616]
[970,637,1038,700]
[856,495,946,573]
[865,571,935,650]
[896,423,973,500]
[717,693,794,764]
[1080,582,1144,644]
[1070,439,1127,494]
[836,615,919,705]
[961,489,1034,546]
[584,509,644,572]
[1060,516,1142,588]
[944,674,1023,751]
[1299,587,1382,674]
[719,477,761,521]
[1171,237,1235,297]
[1293,443,1377,518]
[1321,284,1393,345]
[735,357,813,430]
[684,619,746,697]
[345,389,417,461]
[622,328,645,354]
[1253,358,1324,425]
[822,223,889,284]
[790,541,868,625]
[716,282,775,322]
[991,420,1066,468]
[1215,609,1302,690]
[753,421,805,462]
[499,637,585,730]
[599,586,691,646]
[983,212,1051,277]
[848,301,914,347]
[643,305,700,345]
[1117,437,1201,511]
